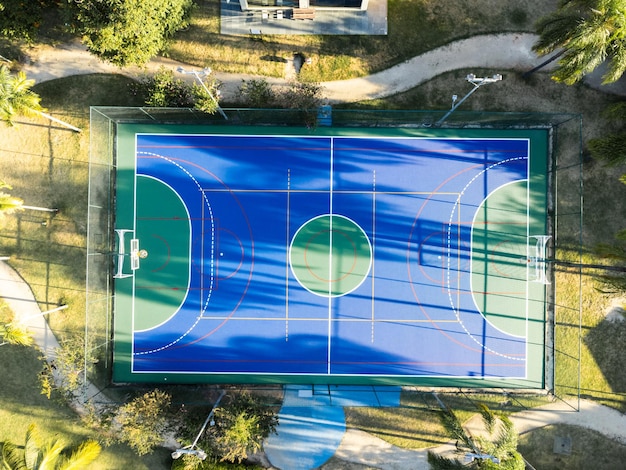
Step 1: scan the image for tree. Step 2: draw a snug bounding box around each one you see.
[130,68,222,115]
[0,423,101,469]
[0,66,81,132]
[0,181,24,215]
[115,389,172,455]
[588,101,626,166]
[0,0,50,41]
[211,392,278,464]
[0,65,43,126]
[533,0,626,85]
[69,0,194,67]
[427,403,524,470]
[0,322,32,346]
[175,392,278,467]
[238,79,276,108]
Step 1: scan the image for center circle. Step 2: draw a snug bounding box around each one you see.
[289,214,372,297]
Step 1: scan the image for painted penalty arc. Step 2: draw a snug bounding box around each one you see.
[132,174,192,334]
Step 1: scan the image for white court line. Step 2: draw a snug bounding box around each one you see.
[447,156,529,362]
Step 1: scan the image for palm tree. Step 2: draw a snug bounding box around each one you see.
[0,181,24,216]
[0,322,33,346]
[0,424,101,470]
[427,402,524,469]
[0,66,80,132]
[0,65,43,125]
[533,0,626,84]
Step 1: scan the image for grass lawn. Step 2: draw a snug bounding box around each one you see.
[345,390,549,450]
[0,74,172,469]
[0,303,171,469]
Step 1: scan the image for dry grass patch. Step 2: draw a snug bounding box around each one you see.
[167,0,558,80]
[519,424,626,470]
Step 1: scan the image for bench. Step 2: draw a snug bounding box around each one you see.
[292,8,315,20]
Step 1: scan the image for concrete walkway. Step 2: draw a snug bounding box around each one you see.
[20,34,626,103]
[0,260,60,359]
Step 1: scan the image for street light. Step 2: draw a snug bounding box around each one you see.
[435,73,503,126]
[171,390,226,461]
[176,67,228,120]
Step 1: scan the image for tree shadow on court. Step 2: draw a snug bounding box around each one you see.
[213,332,419,377]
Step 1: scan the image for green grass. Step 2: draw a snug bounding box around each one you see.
[0,341,172,469]
[345,390,550,449]
[0,74,169,469]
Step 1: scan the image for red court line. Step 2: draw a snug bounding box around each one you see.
[139,155,255,350]
[406,162,521,357]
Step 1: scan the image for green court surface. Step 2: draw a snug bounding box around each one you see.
[110,124,550,388]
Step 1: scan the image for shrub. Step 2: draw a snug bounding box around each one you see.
[176,391,278,465]
[130,67,222,114]
[238,79,276,108]
[116,389,172,455]
[131,68,195,108]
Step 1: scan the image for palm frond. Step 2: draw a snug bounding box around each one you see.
[477,403,496,435]
[37,439,65,470]
[0,323,32,346]
[427,451,468,470]
[437,406,477,452]
[535,0,626,83]
[492,415,519,457]
[24,424,42,470]
[58,440,101,470]
[0,441,27,470]
[0,65,43,126]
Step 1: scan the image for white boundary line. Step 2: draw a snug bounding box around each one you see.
[129,133,540,380]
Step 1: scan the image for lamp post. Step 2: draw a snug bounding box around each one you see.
[435,73,502,126]
[171,390,227,461]
[176,67,228,120]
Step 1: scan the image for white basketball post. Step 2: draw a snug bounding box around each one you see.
[529,235,551,284]
[113,229,146,278]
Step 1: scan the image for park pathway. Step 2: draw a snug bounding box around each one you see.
[21,34,626,103]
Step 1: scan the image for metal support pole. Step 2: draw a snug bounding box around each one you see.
[172,390,227,460]
[435,73,502,127]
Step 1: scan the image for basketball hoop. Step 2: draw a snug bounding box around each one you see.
[138,249,148,259]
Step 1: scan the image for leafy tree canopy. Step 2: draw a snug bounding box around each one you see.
[534,0,626,84]
[68,0,194,67]
[0,0,54,41]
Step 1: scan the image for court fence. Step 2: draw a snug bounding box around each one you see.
[86,107,583,407]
